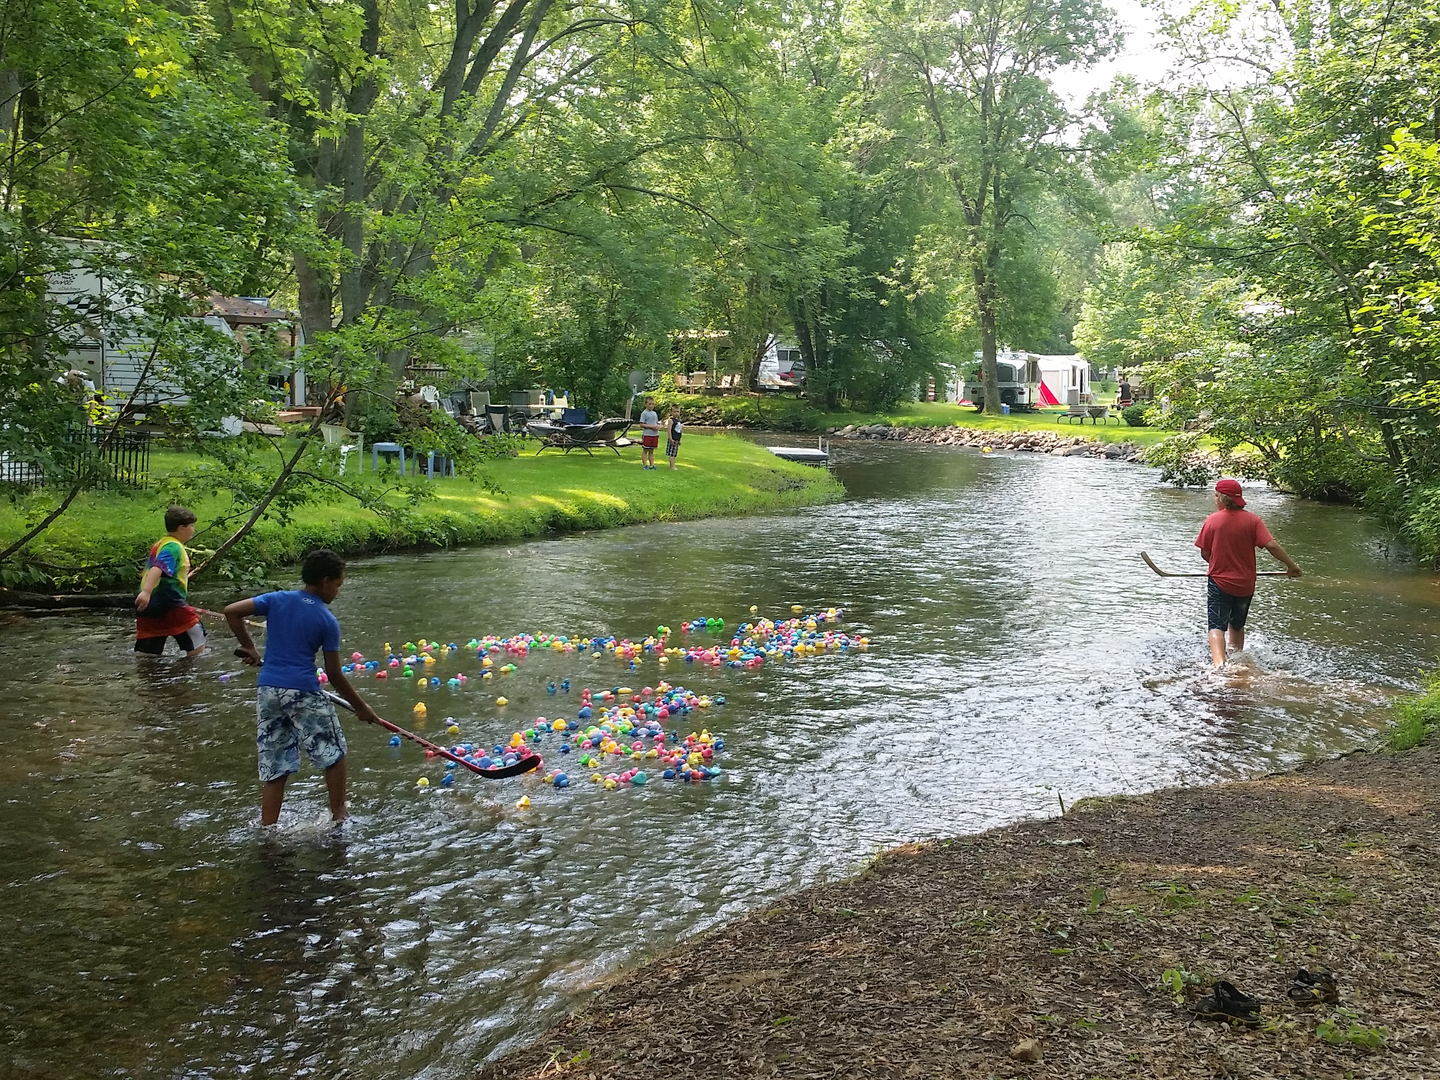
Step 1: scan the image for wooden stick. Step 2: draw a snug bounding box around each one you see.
[196,606,266,629]
[1140,551,1289,578]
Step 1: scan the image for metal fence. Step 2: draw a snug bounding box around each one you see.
[0,426,151,490]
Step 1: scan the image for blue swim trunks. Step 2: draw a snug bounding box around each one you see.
[256,686,347,782]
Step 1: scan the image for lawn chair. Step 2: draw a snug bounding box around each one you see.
[319,423,364,473]
[534,417,632,456]
[561,407,588,425]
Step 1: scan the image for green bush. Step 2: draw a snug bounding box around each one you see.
[1389,670,1440,750]
[1145,433,1216,487]
[1122,404,1151,427]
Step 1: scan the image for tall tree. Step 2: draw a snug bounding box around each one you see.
[0,0,298,579]
[216,0,756,403]
[870,0,1118,411]
[1112,0,1440,545]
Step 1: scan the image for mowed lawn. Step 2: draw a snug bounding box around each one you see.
[0,433,844,590]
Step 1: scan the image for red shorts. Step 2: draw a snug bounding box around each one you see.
[642,434,659,449]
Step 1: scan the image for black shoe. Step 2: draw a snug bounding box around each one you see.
[1192,980,1262,1025]
[1286,969,1338,1006]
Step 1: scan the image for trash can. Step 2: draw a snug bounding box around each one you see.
[1001,403,1010,415]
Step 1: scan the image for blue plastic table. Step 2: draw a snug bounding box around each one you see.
[371,442,406,474]
[425,452,455,479]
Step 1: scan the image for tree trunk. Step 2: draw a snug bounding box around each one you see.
[975,261,1001,415]
[747,333,771,392]
[338,0,381,327]
[791,299,826,408]
[295,254,333,343]
[0,588,136,611]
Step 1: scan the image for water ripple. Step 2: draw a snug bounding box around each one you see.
[1,441,1435,1078]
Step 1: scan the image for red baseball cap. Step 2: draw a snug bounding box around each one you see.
[1215,478,1245,507]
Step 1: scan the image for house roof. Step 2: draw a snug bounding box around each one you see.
[209,294,297,326]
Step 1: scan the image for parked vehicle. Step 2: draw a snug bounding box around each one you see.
[962,351,1036,411]
[757,342,806,390]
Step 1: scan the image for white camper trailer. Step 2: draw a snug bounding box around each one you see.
[961,349,1038,411]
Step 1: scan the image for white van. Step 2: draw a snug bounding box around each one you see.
[757,342,806,390]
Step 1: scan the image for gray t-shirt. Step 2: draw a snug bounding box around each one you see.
[639,409,660,432]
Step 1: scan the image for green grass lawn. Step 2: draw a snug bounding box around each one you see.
[654,393,1172,446]
[1,433,843,592]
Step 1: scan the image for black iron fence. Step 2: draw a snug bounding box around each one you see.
[0,425,151,490]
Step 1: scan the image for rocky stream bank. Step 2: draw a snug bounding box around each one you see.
[829,424,1148,462]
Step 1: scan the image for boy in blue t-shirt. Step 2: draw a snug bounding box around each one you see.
[224,549,379,825]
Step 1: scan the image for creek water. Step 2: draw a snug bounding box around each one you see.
[2,440,1435,1078]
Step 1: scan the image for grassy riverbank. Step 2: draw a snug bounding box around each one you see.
[0,434,843,592]
[656,393,1174,445]
[481,737,1439,1080]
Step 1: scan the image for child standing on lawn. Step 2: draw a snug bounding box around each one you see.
[666,404,683,470]
[225,549,380,825]
[639,396,660,469]
[134,505,205,657]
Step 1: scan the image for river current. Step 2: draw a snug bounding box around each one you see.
[2,440,1435,1078]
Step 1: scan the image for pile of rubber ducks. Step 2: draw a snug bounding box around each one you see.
[407,682,726,795]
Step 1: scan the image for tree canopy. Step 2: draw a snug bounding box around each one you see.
[10,0,1440,575]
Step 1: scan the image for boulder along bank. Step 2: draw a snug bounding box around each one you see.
[830,424,1148,462]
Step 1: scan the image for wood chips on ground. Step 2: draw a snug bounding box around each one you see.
[479,744,1438,1080]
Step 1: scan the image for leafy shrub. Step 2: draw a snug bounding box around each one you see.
[1389,670,1440,750]
[1122,404,1150,427]
[355,403,400,441]
[1384,480,1440,566]
[1144,433,1217,487]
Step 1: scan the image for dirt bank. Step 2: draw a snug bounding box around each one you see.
[479,740,1438,1079]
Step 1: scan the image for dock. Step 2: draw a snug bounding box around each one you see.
[766,444,830,465]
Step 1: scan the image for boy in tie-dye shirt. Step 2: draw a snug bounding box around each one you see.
[134,505,205,656]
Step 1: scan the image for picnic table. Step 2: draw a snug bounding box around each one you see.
[1058,404,1118,426]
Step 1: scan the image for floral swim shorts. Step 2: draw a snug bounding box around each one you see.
[255,686,347,782]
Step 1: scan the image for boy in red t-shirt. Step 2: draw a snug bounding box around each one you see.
[1195,479,1303,668]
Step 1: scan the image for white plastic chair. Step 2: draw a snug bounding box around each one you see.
[319,423,363,473]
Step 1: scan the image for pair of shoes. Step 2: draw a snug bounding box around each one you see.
[1192,980,1262,1026]
[1287,969,1338,1006]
